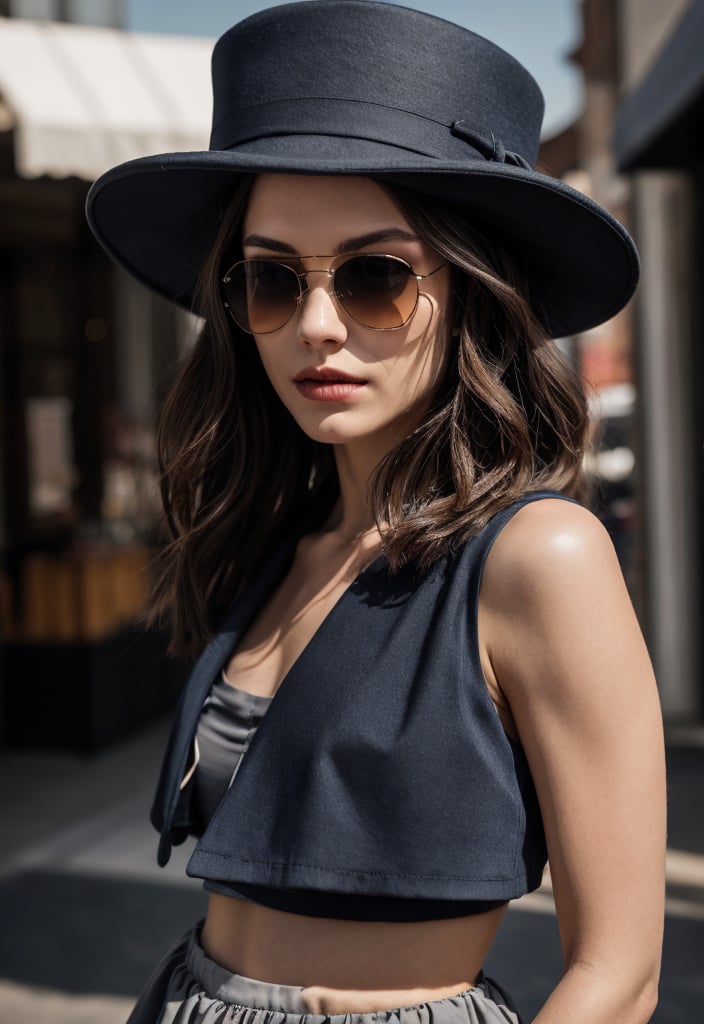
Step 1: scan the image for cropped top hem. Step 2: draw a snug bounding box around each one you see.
[187,850,544,902]
[201,878,509,921]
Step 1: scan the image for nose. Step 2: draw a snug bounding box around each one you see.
[295,269,348,349]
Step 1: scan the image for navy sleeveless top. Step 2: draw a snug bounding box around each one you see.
[194,675,503,920]
[151,491,573,915]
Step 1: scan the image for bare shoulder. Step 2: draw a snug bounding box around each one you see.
[482,496,623,612]
[479,495,653,716]
[478,496,643,702]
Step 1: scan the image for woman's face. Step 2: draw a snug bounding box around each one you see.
[239,174,452,453]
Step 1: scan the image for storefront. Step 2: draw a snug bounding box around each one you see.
[0,17,212,746]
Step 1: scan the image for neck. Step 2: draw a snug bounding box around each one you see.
[324,435,395,544]
[321,416,421,546]
[324,452,374,543]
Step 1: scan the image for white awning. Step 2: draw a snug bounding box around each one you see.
[0,17,213,180]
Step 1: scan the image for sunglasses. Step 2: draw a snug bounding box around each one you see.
[221,253,446,334]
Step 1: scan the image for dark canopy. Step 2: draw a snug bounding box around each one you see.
[614,0,704,171]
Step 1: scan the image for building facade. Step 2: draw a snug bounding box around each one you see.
[541,0,703,721]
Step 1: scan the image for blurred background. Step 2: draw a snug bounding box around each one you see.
[0,1,702,1021]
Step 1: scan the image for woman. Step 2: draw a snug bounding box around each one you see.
[86,3,666,1023]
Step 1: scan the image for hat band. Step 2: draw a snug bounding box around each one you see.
[210,97,529,167]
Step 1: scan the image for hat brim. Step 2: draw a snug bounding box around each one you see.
[85,141,639,338]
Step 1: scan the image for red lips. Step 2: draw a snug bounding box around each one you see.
[293,366,368,402]
[293,366,367,383]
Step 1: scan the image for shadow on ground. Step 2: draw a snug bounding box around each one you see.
[667,746,704,854]
[0,871,206,997]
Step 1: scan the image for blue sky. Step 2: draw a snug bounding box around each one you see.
[125,0,581,138]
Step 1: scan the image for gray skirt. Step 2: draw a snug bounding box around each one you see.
[126,923,523,1024]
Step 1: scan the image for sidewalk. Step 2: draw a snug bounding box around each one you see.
[0,720,703,1023]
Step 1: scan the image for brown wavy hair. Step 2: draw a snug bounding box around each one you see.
[150,175,591,656]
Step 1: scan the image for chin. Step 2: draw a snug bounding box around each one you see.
[297,422,370,446]
[289,410,382,447]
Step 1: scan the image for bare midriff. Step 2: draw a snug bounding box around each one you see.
[201,894,508,1014]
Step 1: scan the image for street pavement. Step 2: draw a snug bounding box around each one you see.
[0,720,702,1023]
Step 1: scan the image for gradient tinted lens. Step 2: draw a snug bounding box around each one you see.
[224,260,300,333]
[335,255,417,329]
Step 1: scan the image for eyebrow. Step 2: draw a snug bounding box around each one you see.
[242,228,421,255]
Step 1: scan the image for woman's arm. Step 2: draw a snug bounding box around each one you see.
[480,499,666,1024]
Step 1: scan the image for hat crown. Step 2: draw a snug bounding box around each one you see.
[210,0,545,168]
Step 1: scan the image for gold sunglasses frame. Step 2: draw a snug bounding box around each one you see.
[221,253,447,333]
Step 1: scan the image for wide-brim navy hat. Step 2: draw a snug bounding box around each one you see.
[86,0,638,338]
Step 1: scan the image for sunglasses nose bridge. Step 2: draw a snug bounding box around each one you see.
[295,269,349,347]
[295,266,337,308]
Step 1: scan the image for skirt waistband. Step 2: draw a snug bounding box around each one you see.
[126,923,524,1024]
[187,929,312,1013]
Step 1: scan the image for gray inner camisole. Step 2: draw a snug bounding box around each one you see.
[195,672,272,826]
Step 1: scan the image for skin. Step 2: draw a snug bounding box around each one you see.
[201,174,666,1023]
